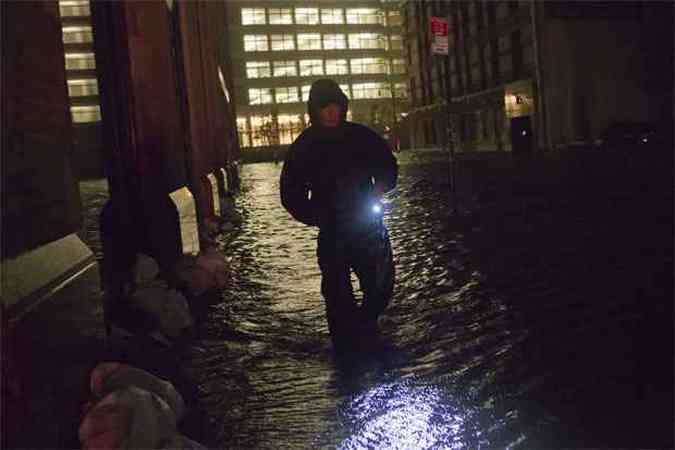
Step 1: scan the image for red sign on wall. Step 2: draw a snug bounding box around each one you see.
[429,17,448,54]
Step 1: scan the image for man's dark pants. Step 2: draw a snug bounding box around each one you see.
[317,220,394,344]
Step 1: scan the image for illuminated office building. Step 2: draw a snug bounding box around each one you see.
[225,1,408,150]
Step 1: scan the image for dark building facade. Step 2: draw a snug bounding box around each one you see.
[2,0,240,317]
[401,0,673,153]
[59,0,106,178]
[224,0,408,157]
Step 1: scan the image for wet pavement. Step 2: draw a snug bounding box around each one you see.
[184,150,673,449]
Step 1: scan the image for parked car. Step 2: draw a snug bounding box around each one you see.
[594,121,669,151]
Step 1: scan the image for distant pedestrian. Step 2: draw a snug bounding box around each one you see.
[280,79,398,351]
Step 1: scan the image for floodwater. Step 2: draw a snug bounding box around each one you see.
[75,152,672,449]
[182,154,672,449]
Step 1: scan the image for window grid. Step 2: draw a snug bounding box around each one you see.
[297,33,322,51]
[348,33,388,50]
[273,60,297,77]
[67,78,99,97]
[246,61,271,79]
[325,59,349,75]
[301,85,312,101]
[275,86,300,104]
[241,8,266,25]
[244,34,269,52]
[70,105,101,123]
[270,34,295,51]
[64,52,96,70]
[321,8,344,24]
[248,88,273,105]
[59,1,90,18]
[346,8,384,25]
[250,115,274,146]
[295,7,319,25]
[277,114,304,144]
[269,8,293,25]
[350,58,389,75]
[62,26,93,44]
[323,34,347,50]
[299,59,324,76]
[352,82,391,99]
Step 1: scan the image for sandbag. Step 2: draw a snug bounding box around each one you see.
[132,253,160,286]
[129,282,193,339]
[90,362,185,420]
[171,256,215,297]
[79,386,176,450]
[195,250,229,289]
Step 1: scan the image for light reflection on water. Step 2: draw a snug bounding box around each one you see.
[193,162,530,449]
[184,158,671,449]
[337,379,469,450]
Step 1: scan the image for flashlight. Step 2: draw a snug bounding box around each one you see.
[371,203,382,214]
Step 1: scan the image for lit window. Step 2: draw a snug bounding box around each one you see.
[236,117,251,148]
[391,58,406,74]
[246,61,271,78]
[62,25,93,44]
[325,59,349,75]
[270,34,295,51]
[350,57,389,75]
[241,8,265,25]
[278,114,304,144]
[269,8,293,25]
[299,59,323,76]
[70,105,101,123]
[64,52,96,70]
[248,88,273,105]
[340,84,351,99]
[273,60,297,77]
[295,7,319,25]
[390,35,403,50]
[244,34,268,52]
[297,33,322,50]
[275,86,300,104]
[346,8,384,25]
[323,34,346,50]
[250,115,274,146]
[387,10,402,26]
[59,1,90,18]
[301,85,312,101]
[352,82,391,99]
[67,78,99,97]
[348,33,388,50]
[393,82,408,98]
[321,8,344,24]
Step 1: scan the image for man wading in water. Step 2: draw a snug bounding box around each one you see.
[280,79,397,351]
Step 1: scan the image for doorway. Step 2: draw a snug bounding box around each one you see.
[510,115,533,155]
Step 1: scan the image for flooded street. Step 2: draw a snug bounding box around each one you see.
[180,153,672,449]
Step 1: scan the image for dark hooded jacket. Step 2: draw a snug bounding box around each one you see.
[280,80,397,229]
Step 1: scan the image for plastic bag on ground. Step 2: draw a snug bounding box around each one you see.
[90,362,185,420]
[129,283,193,339]
[79,386,176,450]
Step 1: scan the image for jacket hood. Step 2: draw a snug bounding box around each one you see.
[307,79,348,126]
